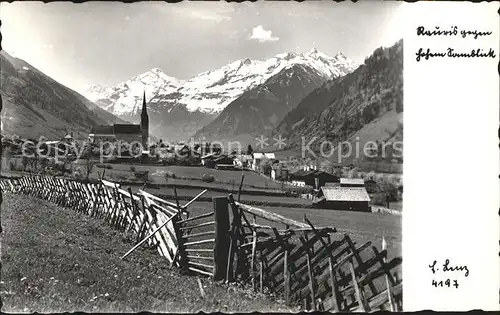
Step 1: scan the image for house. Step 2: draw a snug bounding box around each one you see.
[250,153,264,171]
[271,167,289,181]
[89,91,149,149]
[271,167,281,181]
[264,152,276,160]
[290,169,316,187]
[233,154,252,168]
[174,144,191,157]
[290,169,339,189]
[313,186,371,212]
[340,178,365,187]
[213,155,235,170]
[203,142,222,155]
[313,171,339,189]
[201,153,217,166]
[364,179,378,193]
[61,132,74,144]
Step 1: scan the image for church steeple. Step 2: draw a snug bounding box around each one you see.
[141,90,149,149]
[141,90,147,115]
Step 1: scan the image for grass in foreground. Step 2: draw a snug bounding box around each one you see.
[0,194,291,313]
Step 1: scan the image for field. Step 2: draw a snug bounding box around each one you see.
[179,201,401,262]
[78,163,294,191]
[0,194,292,313]
[132,186,311,205]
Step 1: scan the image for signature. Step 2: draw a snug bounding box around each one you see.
[429,259,469,277]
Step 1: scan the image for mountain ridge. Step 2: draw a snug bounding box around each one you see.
[0,50,124,140]
[85,48,358,141]
[273,39,404,163]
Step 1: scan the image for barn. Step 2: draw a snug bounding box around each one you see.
[290,169,339,189]
[213,156,235,170]
[313,186,371,212]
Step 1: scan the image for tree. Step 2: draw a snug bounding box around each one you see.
[246,144,254,155]
[355,109,362,129]
[362,106,372,124]
[21,156,29,171]
[395,99,403,113]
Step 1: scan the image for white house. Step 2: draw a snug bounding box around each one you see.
[250,153,264,171]
[233,154,252,168]
[264,152,276,160]
[291,180,306,187]
[271,168,277,180]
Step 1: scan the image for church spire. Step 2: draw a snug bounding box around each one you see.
[142,90,147,114]
[141,89,149,149]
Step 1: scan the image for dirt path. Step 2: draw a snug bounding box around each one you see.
[0,194,290,313]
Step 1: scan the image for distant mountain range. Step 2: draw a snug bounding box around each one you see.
[84,48,358,141]
[1,40,403,166]
[0,50,124,140]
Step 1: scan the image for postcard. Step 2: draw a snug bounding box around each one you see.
[0,0,498,312]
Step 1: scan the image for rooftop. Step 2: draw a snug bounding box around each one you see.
[90,125,114,135]
[113,124,141,134]
[201,153,217,159]
[340,178,365,186]
[253,153,264,159]
[321,186,371,202]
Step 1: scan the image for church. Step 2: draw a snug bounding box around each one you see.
[89,91,149,149]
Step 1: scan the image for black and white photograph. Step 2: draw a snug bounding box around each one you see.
[1,0,408,312]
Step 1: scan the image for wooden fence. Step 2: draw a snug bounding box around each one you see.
[221,196,403,312]
[0,175,402,312]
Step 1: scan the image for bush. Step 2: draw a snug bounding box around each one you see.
[165,171,176,179]
[127,175,139,182]
[377,178,399,202]
[162,158,176,166]
[71,167,85,181]
[130,166,136,172]
[107,172,128,182]
[133,171,149,182]
[371,192,389,206]
[201,174,215,183]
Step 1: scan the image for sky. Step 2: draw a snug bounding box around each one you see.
[1,1,404,95]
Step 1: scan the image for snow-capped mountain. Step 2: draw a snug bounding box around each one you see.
[193,62,333,144]
[150,48,358,115]
[85,68,184,117]
[85,49,358,141]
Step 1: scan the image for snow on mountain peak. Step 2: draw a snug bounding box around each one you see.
[84,68,184,116]
[88,49,358,118]
[308,47,318,55]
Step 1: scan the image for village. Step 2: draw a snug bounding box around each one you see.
[1,127,403,215]
[1,125,404,313]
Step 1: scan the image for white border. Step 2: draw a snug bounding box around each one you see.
[403,2,500,311]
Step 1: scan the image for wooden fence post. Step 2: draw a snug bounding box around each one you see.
[226,195,241,282]
[284,249,290,305]
[306,253,316,311]
[213,197,230,281]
